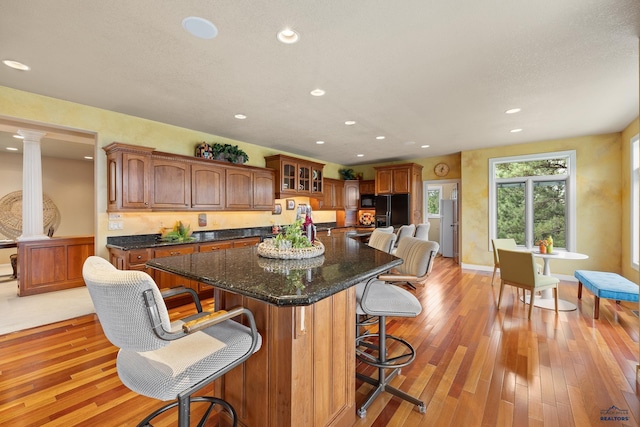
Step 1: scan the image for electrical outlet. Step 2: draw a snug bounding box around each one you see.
[117,221,123,230]
[108,221,118,230]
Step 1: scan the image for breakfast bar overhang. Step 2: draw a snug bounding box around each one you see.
[146,233,402,427]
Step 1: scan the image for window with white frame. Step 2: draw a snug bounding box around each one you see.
[426,186,442,218]
[631,134,639,270]
[489,151,576,251]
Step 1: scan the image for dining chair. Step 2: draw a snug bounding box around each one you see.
[491,238,517,286]
[367,228,397,253]
[496,249,560,319]
[391,224,416,254]
[414,223,430,241]
[82,256,262,427]
[491,238,542,288]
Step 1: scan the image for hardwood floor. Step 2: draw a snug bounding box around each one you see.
[0,257,638,426]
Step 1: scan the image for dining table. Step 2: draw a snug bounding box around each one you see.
[525,249,589,311]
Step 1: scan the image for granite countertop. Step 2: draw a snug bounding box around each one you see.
[106,223,339,250]
[146,233,402,307]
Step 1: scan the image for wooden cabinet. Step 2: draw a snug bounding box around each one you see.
[375,166,412,195]
[17,236,95,296]
[265,154,324,199]
[199,241,234,252]
[359,180,375,195]
[150,157,190,209]
[105,143,154,211]
[152,245,198,290]
[374,163,424,224]
[311,178,344,210]
[344,180,359,210]
[225,169,253,210]
[231,237,261,248]
[191,163,225,210]
[252,169,275,210]
[105,143,275,212]
[109,237,261,293]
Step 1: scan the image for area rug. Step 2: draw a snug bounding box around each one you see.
[0,268,95,335]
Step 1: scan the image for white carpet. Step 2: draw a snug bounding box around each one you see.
[0,265,95,335]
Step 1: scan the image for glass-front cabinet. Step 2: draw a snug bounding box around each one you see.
[312,167,323,195]
[265,154,325,199]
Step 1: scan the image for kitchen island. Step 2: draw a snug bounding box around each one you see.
[146,233,402,427]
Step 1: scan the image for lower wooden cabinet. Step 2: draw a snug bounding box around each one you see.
[108,236,262,297]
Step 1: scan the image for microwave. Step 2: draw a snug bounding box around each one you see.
[360,194,376,209]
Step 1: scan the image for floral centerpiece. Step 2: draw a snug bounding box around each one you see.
[537,235,553,254]
[258,219,324,259]
[159,221,195,242]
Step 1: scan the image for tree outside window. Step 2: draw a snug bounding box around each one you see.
[489,151,575,250]
[427,186,442,217]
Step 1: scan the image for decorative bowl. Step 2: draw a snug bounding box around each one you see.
[257,240,325,259]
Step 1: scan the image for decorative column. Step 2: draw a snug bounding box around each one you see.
[17,129,48,241]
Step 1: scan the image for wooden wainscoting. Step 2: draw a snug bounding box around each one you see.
[17,235,94,296]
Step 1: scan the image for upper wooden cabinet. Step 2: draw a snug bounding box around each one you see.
[375,163,424,224]
[375,163,421,195]
[252,169,276,210]
[310,178,343,210]
[359,180,375,195]
[264,154,324,199]
[105,143,154,211]
[191,163,225,210]
[104,142,274,212]
[150,157,191,209]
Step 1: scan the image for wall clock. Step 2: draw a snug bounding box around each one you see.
[434,162,450,177]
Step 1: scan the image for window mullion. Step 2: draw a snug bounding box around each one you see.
[525,178,534,248]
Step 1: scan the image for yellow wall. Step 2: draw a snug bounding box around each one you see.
[621,117,640,282]
[461,133,624,277]
[1,85,636,280]
[0,86,341,257]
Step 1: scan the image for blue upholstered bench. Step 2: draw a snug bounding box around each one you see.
[574,270,639,319]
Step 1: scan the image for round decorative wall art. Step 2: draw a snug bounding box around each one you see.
[0,191,61,239]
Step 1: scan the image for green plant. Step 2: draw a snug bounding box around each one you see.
[160,221,195,242]
[209,143,249,164]
[273,219,312,248]
[339,168,356,180]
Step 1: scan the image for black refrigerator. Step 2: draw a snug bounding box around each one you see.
[374,194,410,228]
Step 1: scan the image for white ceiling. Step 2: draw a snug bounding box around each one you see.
[0,0,638,166]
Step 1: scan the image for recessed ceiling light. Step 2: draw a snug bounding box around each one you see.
[510,128,523,133]
[3,60,30,71]
[316,140,325,145]
[310,89,325,97]
[234,114,247,119]
[376,136,385,140]
[345,121,356,126]
[182,17,218,39]
[13,134,24,139]
[84,156,94,160]
[356,154,364,157]
[421,145,430,148]
[277,28,299,44]
[505,108,521,114]
[6,147,18,151]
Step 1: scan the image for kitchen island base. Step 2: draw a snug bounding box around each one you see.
[214,286,356,427]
